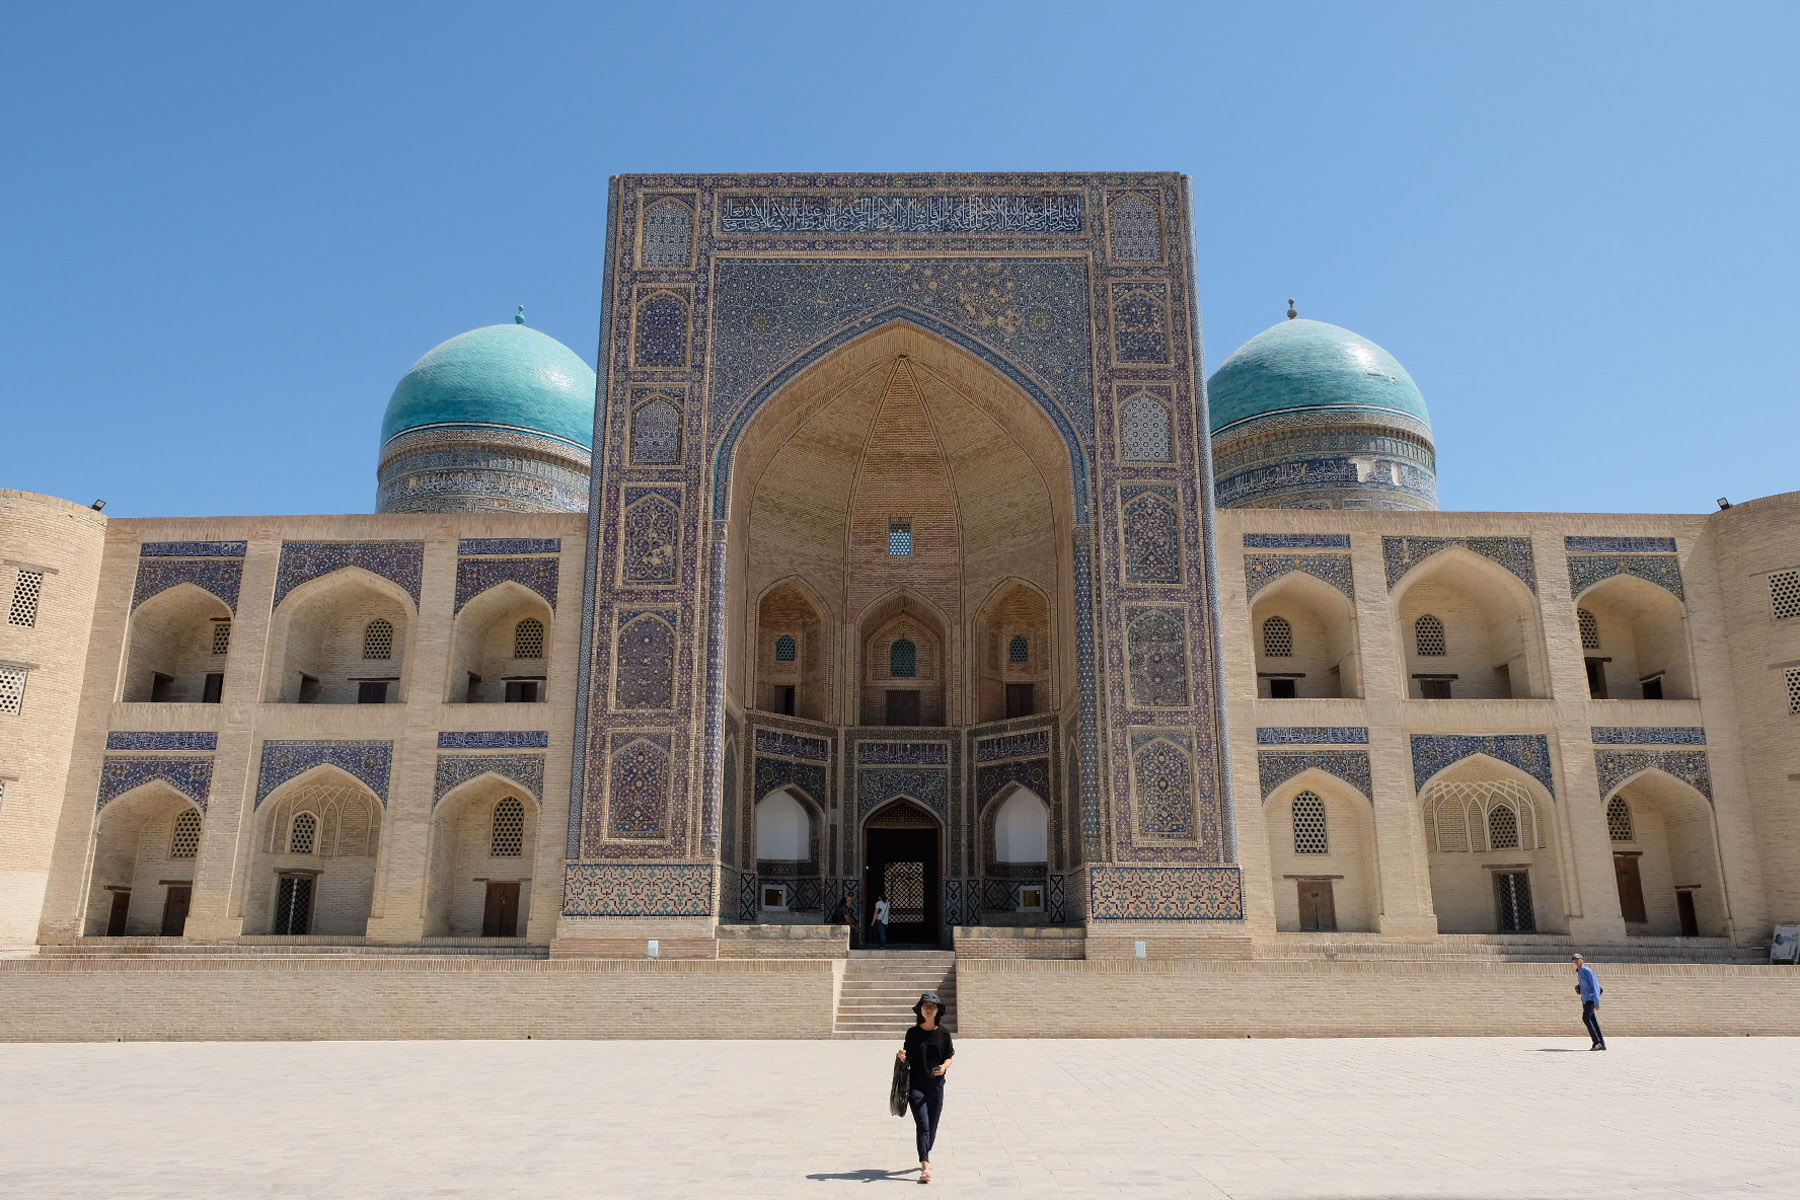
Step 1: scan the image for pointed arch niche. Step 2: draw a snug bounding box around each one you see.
[1250,571,1360,699]
[1574,575,1696,701]
[1264,771,1378,933]
[1393,549,1547,701]
[1603,769,1726,936]
[753,577,832,721]
[1418,755,1567,934]
[265,569,414,705]
[427,774,541,936]
[447,581,553,704]
[121,584,232,703]
[85,784,204,936]
[247,767,384,935]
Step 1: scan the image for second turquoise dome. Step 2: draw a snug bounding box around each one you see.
[380,324,597,449]
[1207,318,1429,435]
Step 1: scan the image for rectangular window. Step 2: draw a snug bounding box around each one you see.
[202,672,224,704]
[885,689,920,726]
[1005,682,1034,718]
[1267,678,1297,700]
[1585,658,1609,699]
[776,685,796,716]
[1420,678,1453,700]
[504,679,540,703]
[150,673,175,703]
[0,666,26,716]
[1640,674,1664,701]
[1771,570,1800,620]
[210,621,231,657]
[887,520,913,556]
[356,680,389,704]
[7,569,42,628]
[1494,871,1535,932]
[298,674,321,704]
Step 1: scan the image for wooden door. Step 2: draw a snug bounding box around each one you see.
[160,885,192,937]
[1297,880,1337,931]
[1613,854,1647,923]
[1677,890,1699,937]
[106,890,131,937]
[483,880,521,937]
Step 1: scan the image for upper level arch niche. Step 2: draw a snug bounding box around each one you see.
[721,321,1079,731]
[264,568,414,705]
[1250,571,1360,699]
[753,577,832,721]
[121,583,232,704]
[447,580,552,704]
[1573,574,1695,701]
[1393,548,1547,700]
[974,579,1053,721]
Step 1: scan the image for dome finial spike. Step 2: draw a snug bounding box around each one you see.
[1287,299,1297,320]
[515,305,526,326]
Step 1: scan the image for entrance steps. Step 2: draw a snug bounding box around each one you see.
[41,938,549,960]
[834,949,956,1039]
[1253,933,1765,966]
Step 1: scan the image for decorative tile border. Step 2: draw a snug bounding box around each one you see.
[273,541,424,608]
[562,862,715,917]
[1244,533,1350,549]
[1592,727,1705,746]
[1086,865,1244,920]
[1256,727,1369,746]
[1567,554,1684,601]
[437,730,550,750]
[1244,553,1353,601]
[433,753,546,806]
[973,729,1051,762]
[140,541,246,558]
[974,756,1051,811]
[753,728,831,763]
[1595,749,1712,803]
[1565,536,1676,554]
[857,741,951,766]
[1411,733,1555,795]
[753,755,828,807]
[458,538,561,556]
[1383,536,1536,593]
[454,555,559,612]
[255,740,393,807]
[97,756,213,811]
[1257,751,1372,802]
[105,731,218,752]
[131,558,242,612]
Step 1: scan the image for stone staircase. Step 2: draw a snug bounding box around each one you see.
[1253,933,1767,966]
[834,949,957,1039]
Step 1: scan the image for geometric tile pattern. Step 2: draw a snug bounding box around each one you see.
[1255,727,1370,746]
[857,768,949,822]
[1243,553,1354,601]
[437,731,552,750]
[752,756,828,809]
[1591,727,1706,746]
[273,541,425,608]
[1121,485,1181,584]
[1086,865,1245,920]
[608,735,672,838]
[433,753,546,806]
[614,611,677,710]
[105,731,219,751]
[1565,536,1677,553]
[620,489,682,587]
[1595,749,1713,804]
[1566,553,1684,601]
[753,728,831,762]
[1131,730,1193,837]
[1243,534,1351,549]
[96,756,213,812]
[974,756,1051,811]
[454,556,559,612]
[255,740,393,807]
[974,729,1051,763]
[1383,535,1536,592]
[1126,608,1189,707]
[1106,193,1162,263]
[1410,733,1555,796]
[1257,750,1373,802]
[131,557,243,612]
[1117,391,1172,462]
[457,538,562,556]
[140,541,247,558]
[561,862,715,917]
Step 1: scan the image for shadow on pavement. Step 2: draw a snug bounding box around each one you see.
[806,1168,918,1183]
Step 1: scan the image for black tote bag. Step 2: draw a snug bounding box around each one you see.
[888,1057,909,1117]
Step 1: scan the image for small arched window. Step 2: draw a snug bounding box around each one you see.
[1578,608,1600,650]
[514,618,545,659]
[170,809,202,858]
[288,811,318,855]
[362,619,394,660]
[890,638,918,678]
[1487,804,1520,850]
[1291,791,1328,854]
[1008,635,1029,664]
[491,796,525,857]
[1262,616,1293,658]
[1606,795,1634,843]
[1415,614,1447,657]
[774,634,797,662]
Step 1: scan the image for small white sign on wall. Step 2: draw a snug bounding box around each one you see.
[1772,926,1799,964]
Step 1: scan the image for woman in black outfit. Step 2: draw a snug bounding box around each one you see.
[896,991,954,1184]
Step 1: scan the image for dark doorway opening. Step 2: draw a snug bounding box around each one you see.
[483,880,522,936]
[160,884,192,937]
[1676,889,1699,937]
[105,889,131,937]
[1005,683,1034,718]
[1613,853,1647,923]
[885,690,920,726]
[863,809,940,945]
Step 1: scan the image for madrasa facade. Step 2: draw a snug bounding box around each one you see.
[2,174,1796,1036]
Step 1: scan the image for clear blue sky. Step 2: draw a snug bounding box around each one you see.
[3,3,1794,517]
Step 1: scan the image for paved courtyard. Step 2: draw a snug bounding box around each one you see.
[0,1036,1794,1198]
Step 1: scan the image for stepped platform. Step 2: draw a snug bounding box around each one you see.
[834,949,956,1039]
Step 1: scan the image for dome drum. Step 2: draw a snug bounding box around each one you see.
[376,425,591,514]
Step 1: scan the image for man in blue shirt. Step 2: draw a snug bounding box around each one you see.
[1574,953,1606,1050]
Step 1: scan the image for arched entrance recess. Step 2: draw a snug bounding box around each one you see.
[862,799,942,944]
[1602,768,1728,937]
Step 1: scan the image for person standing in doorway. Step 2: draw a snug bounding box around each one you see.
[897,991,954,1184]
[872,895,892,948]
[1574,953,1606,1050]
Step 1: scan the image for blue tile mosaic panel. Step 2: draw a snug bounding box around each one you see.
[1126,608,1189,707]
[1383,536,1536,592]
[97,756,213,811]
[1595,749,1712,803]
[1410,734,1554,795]
[105,731,218,752]
[131,558,242,612]
[140,541,246,558]
[274,541,424,608]
[614,611,677,710]
[1130,730,1194,837]
[753,755,828,806]
[1257,751,1372,802]
[1121,485,1182,584]
[1565,536,1676,554]
[1255,727,1369,746]
[974,757,1051,810]
[433,753,546,806]
[716,191,1085,235]
[454,555,559,612]
[1591,727,1705,746]
[1243,553,1354,601]
[753,728,831,763]
[857,742,951,766]
[457,538,561,556]
[562,863,714,917]
[1111,282,1171,364]
[608,734,672,837]
[438,730,551,749]
[1566,554,1684,601]
[1086,865,1244,920]
[974,729,1050,762]
[619,489,682,587]
[857,767,949,821]
[255,741,393,807]
[1243,534,1351,549]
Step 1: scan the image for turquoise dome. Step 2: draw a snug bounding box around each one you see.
[380,324,597,450]
[1207,318,1429,435]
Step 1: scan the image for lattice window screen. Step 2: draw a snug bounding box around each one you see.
[1118,393,1173,462]
[170,809,202,858]
[1494,871,1535,932]
[362,620,394,660]
[7,570,42,628]
[890,639,918,678]
[0,666,26,716]
[888,521,913,556]
[1262,616,1293,657]
[1787,667,1800,715]
[641,197,694,266]
[1292,791,1329,854]
[1415,614,1447,656]
[491,797,525,857]
[1487,805,1520,850]
[514,618,545,659]
[1578,608,1600,649]
[211,621,231,656]
[775,634,797,662]
[288,812,318,855]
[1008,635,1029,664]
[1771,570,1800,620]
[1606,796,1634,842]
